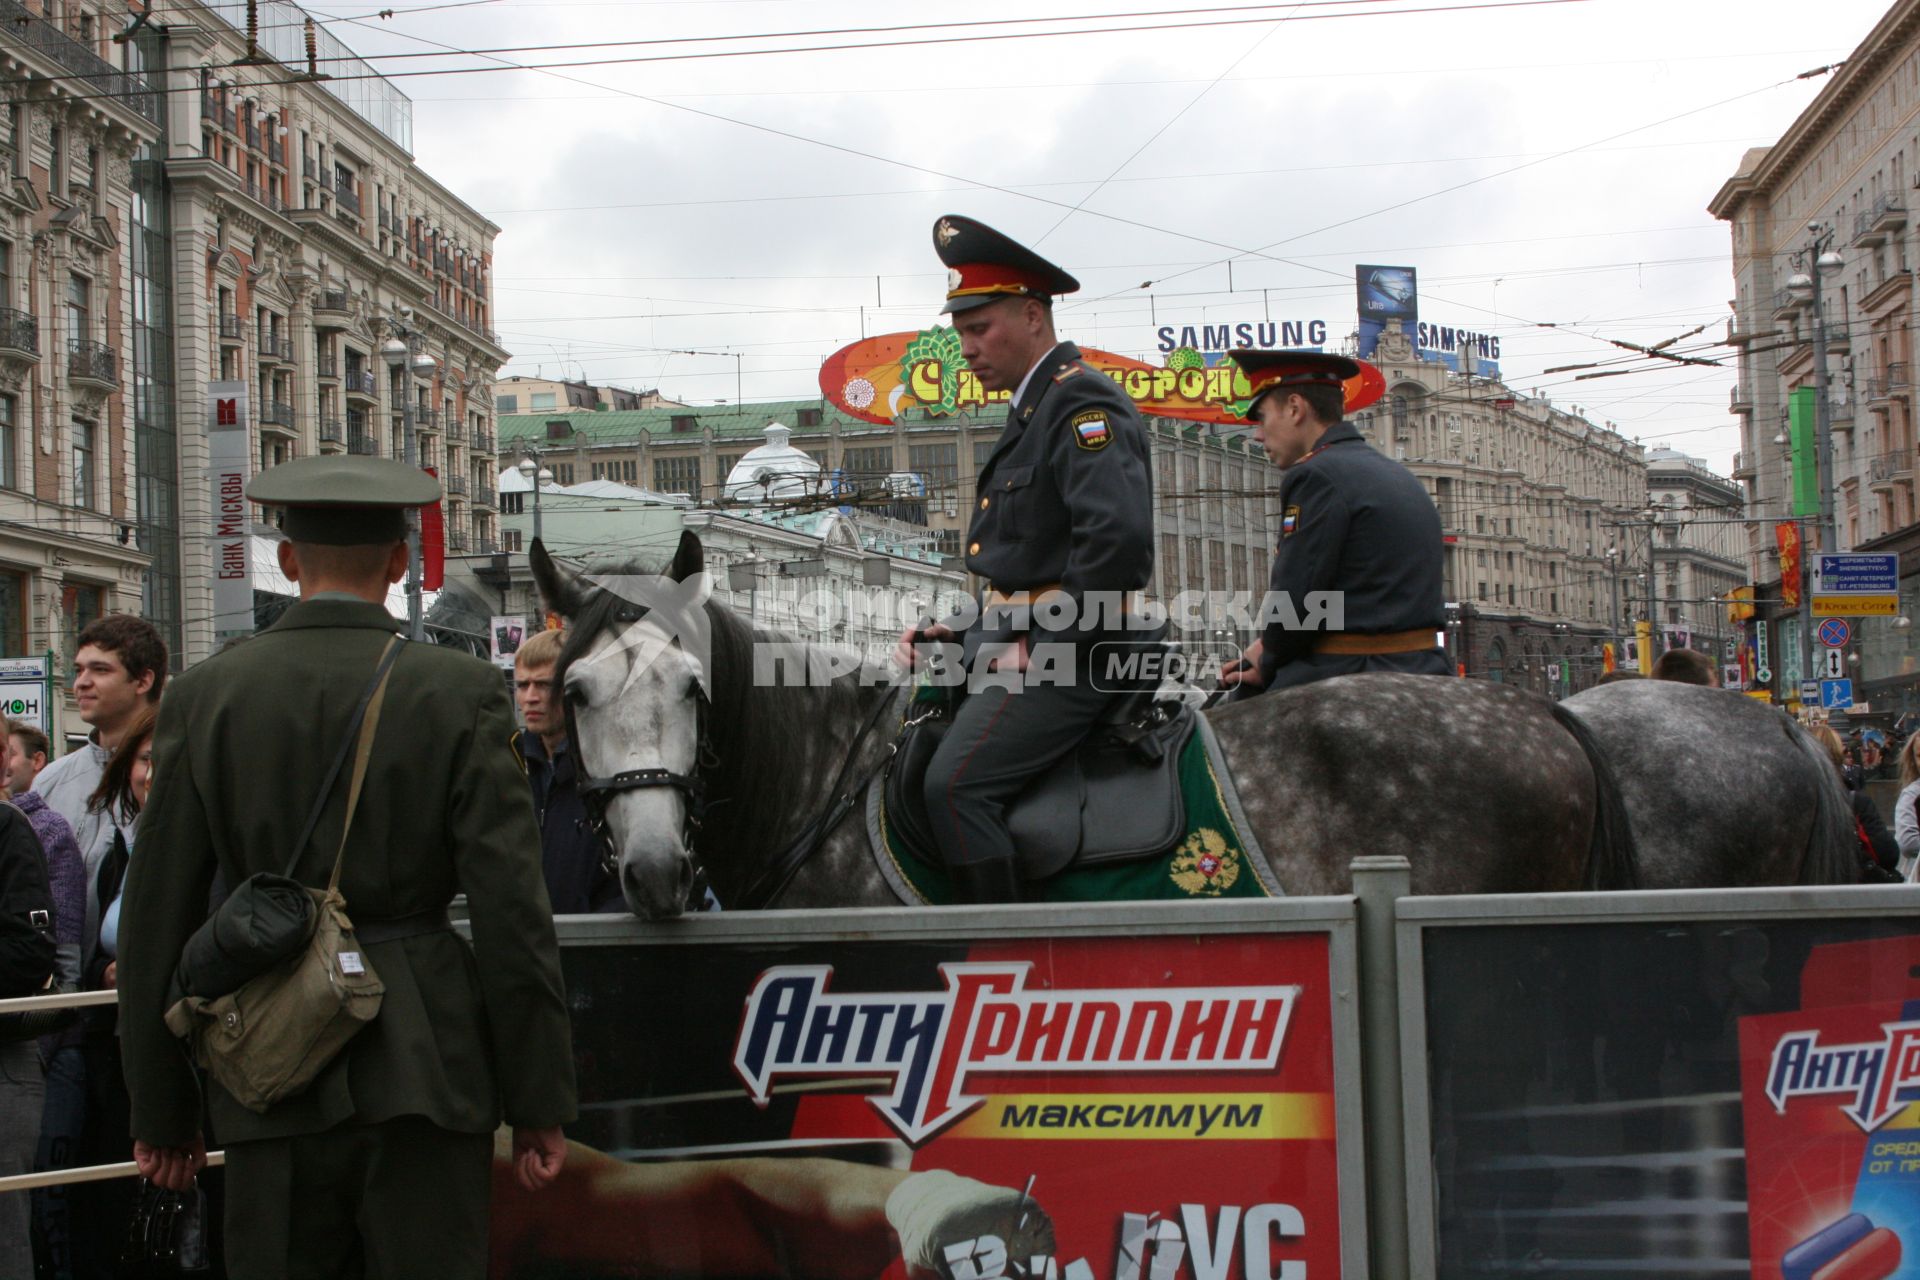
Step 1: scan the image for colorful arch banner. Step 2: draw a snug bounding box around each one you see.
[819,330,1386,428]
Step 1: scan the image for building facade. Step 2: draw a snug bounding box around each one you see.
[502,326,1651,695]
[154,0,507,663]
[1644,447,1749,676]
[0,0,162,739]
[492,375,682,416]
[1710,0,1920,715]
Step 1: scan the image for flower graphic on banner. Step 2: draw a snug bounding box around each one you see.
[901,327,967,416]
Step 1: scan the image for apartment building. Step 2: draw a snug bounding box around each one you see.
[155,0,506,661]
[0,0,159,733]
[1710,0,1920,712]
[492,374,683,416]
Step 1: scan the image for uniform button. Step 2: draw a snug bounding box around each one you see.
[979,497,990,510]
[969,542,981,555]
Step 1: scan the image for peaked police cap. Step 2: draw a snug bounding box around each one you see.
[248,455,441,546]
[933,214,1080,314]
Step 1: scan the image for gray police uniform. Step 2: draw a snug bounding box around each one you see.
[1255,420,1450,692]
[923,341,1154,883]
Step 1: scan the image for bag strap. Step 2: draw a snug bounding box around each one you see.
[325,641,400,893]
[286,636,404,880]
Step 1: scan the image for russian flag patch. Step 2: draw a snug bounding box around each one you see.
[1071,409,1111,450]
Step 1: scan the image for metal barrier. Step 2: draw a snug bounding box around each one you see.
[5,874,1918,1280]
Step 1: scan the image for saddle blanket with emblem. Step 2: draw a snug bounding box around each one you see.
[864,711,1281,905]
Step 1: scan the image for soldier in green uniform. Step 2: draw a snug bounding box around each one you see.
[893,215,1155,904]
[117,456,577,1279]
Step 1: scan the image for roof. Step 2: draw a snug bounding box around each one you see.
[500,399,881,447]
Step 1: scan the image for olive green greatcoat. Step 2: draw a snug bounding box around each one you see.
[118,597,577,1148]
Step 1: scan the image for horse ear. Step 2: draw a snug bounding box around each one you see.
[530,538,585,618]
[667,529,705,583]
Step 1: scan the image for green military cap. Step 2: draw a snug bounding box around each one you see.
[248,455,441,546]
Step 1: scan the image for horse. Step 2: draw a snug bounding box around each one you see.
[531,534,1854,918]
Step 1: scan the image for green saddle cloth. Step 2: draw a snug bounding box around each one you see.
[869,708,1279,904]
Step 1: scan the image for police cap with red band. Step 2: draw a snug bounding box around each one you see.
[1229,349,1382,420]
[934,214,1080,315]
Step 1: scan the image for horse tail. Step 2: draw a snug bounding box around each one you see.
[1547,701,1641,891]
[1786,715,1859,885]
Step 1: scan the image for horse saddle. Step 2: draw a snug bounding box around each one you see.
[883,689,1198,881]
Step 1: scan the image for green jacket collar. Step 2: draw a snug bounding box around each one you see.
[266,596,405,635]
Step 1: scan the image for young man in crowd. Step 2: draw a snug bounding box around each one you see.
[512,628,622,914]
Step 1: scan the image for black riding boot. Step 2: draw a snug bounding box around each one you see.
[950,858,1024,905]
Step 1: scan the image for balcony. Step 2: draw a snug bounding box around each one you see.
[268,138,284,168]
[348,433,379,456]
[1869,454,1913,486]
[319,417,345,445]
[261,401,295,432]
[474,485,497,509]
[1868,362,1910,407]
[217,314,244,344]
[0,309,39,363]
[474,534,498,556]
[315,353,339,379]
[1772,288,1806,320]
[0,0,161,126]
[446,475,469,497]
[332,177,361,220]
[472,429,495,455]
[313,290,351,327]
[66,340,117,389]
[302,155,316,181]
[443,421,466,445]
[1731,452,1756,483]
[1729,384,1752,414]
[344,369,379,401]
[411,406,438,430]
[257,334,292,364]
[447,529,469,553]
[1854,192,1907,247]
[242,180,285,215]
[1823,325,1851,353]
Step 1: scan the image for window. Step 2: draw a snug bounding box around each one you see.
[495,394,519,413]
[653,455,700,497]
[843,445,893,477]
[669,414,697,434]
[67,274,89,344]
[934,529,961,558]
[503,529,523,552]
[545,420,570,441]
[71,420,95,509]
[529,392,556,411]
[974,440,996,469]
[1159,535,1179,595]
[48,126,62,197]
[0,240,10,311]
[908,443,957,496]
[550,463,574,485]
[0,395,13,489]
[501,492,523,515]
[0,570,24,655]
[795,408,823,427]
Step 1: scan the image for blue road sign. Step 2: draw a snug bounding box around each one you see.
[1821,679,1855,709]
[1818,618,1852,648]
[1815,554,1899,593]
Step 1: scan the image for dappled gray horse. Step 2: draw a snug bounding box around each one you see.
[535,535,1690,919]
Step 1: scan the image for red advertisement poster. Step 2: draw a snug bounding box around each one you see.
[491,931,1345,1280]
[1776,522,1803,611]
[1739,937,1920,1280]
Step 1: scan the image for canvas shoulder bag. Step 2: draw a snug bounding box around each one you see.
[165,636,402,1113]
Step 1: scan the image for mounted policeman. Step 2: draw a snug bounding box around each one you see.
[1217,349,1451,696]
[892,214,1157,906]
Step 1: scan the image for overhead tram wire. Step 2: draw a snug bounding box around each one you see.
[2,0,1593,98]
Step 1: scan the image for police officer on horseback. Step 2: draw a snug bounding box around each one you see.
[1218,350,1450,696]
[893,215,1154,905]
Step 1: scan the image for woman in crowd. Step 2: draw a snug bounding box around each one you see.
[1894,733,1920,881]
[1813,726,1898,879]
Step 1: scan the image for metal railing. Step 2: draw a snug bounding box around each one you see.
[258,334,293,362]
[0,0,161,126]
[302,154,317,181]
[1771,288,1805,315]
[0,308,38,357]
[315,353,338,378]
[268,138,284,168]
[217,314,244,341]
[333,177,361,216]
[443,422,466,444]
[1869,454,1913,483]
[345,369,378,397]
[474,534,498,556]
[348,433,378,456]
[472,429,495,454]
[262,401,294,428]
[319,417,344,443]
[446,474,469,496]
[474,485,497,509]
[315,289,350,315]
[66,339,116,386]
[447,529,469,552]
[242,180,284,214]
[413,406,438,429]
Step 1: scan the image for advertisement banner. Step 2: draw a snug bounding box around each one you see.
[1778,522,1804,610]
[421,465,445,590]
[1790,386,1819,517]
[1739,937,1920,1277]
[0,655,49,729]
[208,381,252,636]
[491,930,1347,1278]
[490,615,525,668]
[1354,265,1418,324]
[818,331,1384,427]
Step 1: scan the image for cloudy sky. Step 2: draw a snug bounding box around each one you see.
[317,0,1892,469]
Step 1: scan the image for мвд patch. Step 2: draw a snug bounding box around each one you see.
[1071,409,1111,450]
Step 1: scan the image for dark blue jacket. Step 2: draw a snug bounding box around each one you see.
[513,730,624,914]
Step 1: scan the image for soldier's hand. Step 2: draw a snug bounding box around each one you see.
[1219,640,1265,689]
[133,1134,206,1192]
[885,1169,1056,1280]
[511,1125,568,1192]
[895,623,956,672]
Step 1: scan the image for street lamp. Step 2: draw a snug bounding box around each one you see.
[380,321,437,642]
[516,451,553,544]
[1786,224,1844,707]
